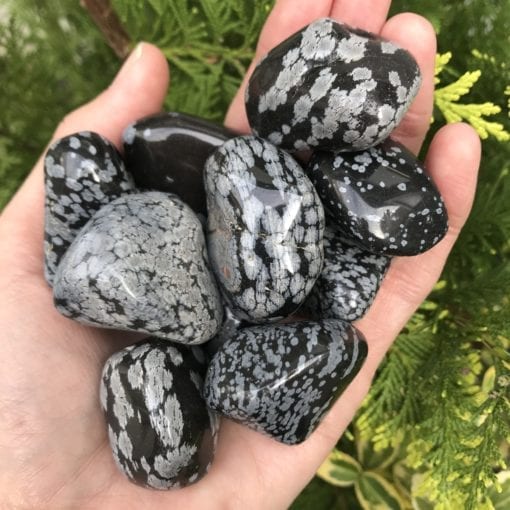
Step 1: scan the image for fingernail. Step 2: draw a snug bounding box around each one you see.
[113,42,144,84]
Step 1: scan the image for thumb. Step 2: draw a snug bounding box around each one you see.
[0,42,169,271]
[54,42,170,147]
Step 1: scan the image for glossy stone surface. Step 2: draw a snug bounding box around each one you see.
[123,112,237,216]
[246,18,421,152]
[307,139,448,256]
[44,131,134,285]
[204,135,325,322]
[101,339,218,489]
[204,319,367,444]
[54,192,223,344]
[304,227,390,321]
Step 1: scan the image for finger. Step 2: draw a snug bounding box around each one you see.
[0,43,169,272]
[329,0,391,33]
[224,0,334,132]
[381,13,437,154]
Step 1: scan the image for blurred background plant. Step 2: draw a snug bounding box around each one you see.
[1,1,508,508]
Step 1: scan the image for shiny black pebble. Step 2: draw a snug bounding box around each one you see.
[123,112,237,215]
[307,139,448,256]
[204,319,367,445]
[44,131,134,285]
[246,18,421,152]
[100,339,219,490]
[303,227,390,321]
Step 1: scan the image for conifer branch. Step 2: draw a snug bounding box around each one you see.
[80,0,132,59]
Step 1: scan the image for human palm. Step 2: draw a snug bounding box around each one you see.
[0,1,480,508]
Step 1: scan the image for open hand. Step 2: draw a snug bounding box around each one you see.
[0,1,480,508]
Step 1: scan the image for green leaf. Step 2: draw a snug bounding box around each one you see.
[434,53,510,141]
[355,471,406,510]
[317,449,362,488]
[356,436,400,471]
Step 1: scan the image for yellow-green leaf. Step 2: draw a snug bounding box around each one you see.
[355,471,406,510]
[317,449,362,488]
[482,366,497,393]
[489,470,510,510]
[434,52,452,85]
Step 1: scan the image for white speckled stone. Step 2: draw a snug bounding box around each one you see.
[204,319,367,444]
[101,339,218,489]
[303,227,390,321]
[204,135,325,322]
[53,191,223,344]
[246,18,421,152]
[44,131,135,285]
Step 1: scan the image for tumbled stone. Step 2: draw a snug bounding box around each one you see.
[204,135,325,322]
[123,112,237,216]
[44,131,134,285]
[204,319,367,444]
[304,227,390,321]
[101,339,218,489]
[307,139,448,255]
[246,18,421,152]
[53,191,223,344]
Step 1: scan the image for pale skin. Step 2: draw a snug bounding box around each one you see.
[0,0,481,508]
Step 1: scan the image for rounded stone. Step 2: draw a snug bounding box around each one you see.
[303,226,390,321]
[204,319,368,445]
[246,18,421,152]
[53,191,223,344]
[307,139,448,256]
[101,339,218,489]
[123,112,238,216]
[204,135,325,322]
[44,131,134,285]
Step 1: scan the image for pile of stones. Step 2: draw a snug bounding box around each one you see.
[44,18,447,490]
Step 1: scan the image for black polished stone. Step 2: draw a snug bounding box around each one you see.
[44,131,134,285]
[303,226,390,321]
[246,18,421,152]
[101,339,218,489]
[204,135,325,322]
[307,139,448,256]
[123,112,238,215]
[204,319,367,445]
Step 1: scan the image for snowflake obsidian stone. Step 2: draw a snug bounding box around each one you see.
[53,191,223,343]
[123,112,237,216]
[304,227,390,321]
[204,319,368,444]
[246,18,421,152]
[204,135,325,322]
[44,131,134,285]
[307,139,448,256]
[101,339,218,489]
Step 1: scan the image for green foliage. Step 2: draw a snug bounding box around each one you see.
[112,0,272,121]
[434,52,510,141]
[0,0,119,209]
[0,1,509,509]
